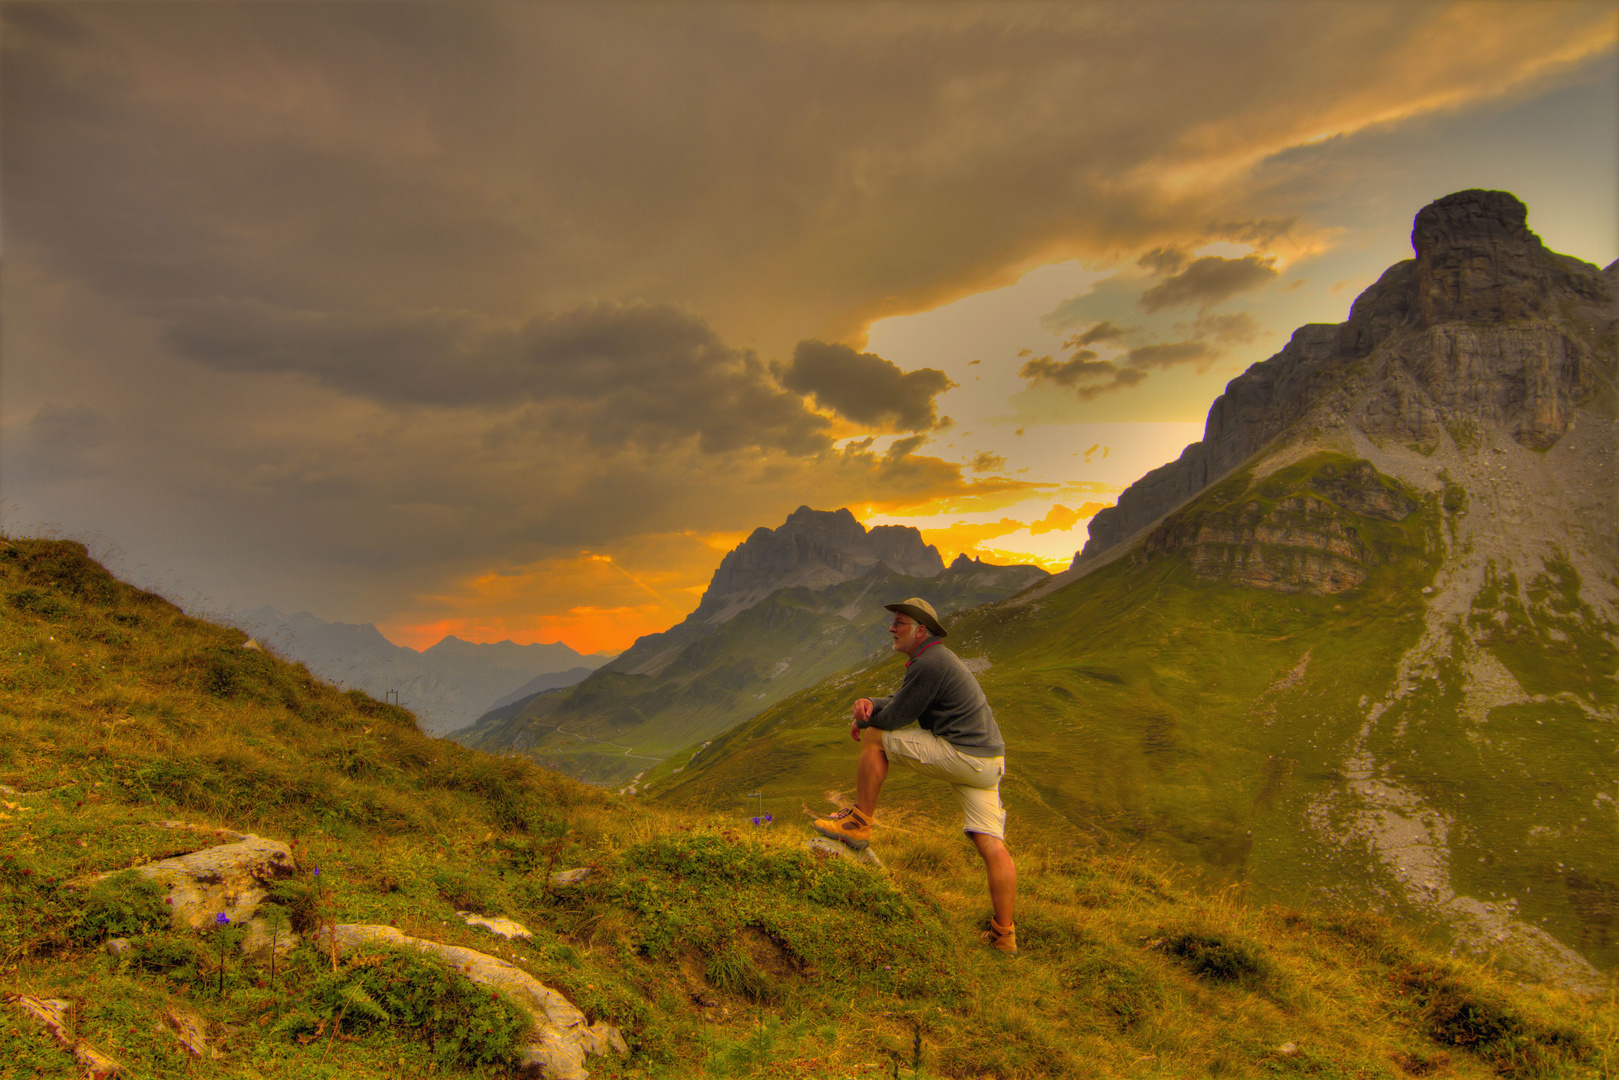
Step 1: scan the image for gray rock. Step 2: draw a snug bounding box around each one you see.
[804,837,884,868]
[103,937,131,957]
[315,924,625,1079]
[548,867,592,888]
[80,832,297,958]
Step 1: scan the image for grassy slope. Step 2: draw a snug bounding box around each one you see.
[454,565,1043,787]
[1,535,1613,1079]
[649,453,1619,977]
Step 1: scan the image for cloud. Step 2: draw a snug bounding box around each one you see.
[1020,355,1149,402]
[1205,218,1296,246]
[1193,312,1261,344]
[1137,246,1190,276]
[969,451,1007,473]
[1063,321,1129,348]
[1126,340,1218,370]
[1027,503,1082,535]
[1139,254,1280,311]
[164,298,833,455]
[1018,351,1111,386]
[779,340,955,432]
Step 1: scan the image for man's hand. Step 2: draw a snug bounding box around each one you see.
[850,698,874,741]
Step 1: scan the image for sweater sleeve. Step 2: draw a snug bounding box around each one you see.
[862,660,946,731]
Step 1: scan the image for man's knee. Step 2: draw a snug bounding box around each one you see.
[860,726,887,752]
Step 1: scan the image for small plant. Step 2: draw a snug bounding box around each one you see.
[69,870,168,945]
[260,902,292,989]
[212,911,239,995]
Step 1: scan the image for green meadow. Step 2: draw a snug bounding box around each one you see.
[650,454,1619,979]
[3,533,1613,1077]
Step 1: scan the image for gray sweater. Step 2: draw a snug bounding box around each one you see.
[860,639,1005,758]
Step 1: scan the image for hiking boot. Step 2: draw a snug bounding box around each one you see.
[813,806,872,851]
[980,918,1017,955]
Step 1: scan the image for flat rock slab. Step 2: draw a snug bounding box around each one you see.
[459,912,533,940]
[317,923,626,1080]
[548,867,592,888]
[804,837,884,868]
[163,1003,221,1059]
[6,993,122,1078]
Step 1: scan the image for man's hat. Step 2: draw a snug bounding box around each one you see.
[884,597,946,638]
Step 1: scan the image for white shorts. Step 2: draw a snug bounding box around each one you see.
[880,726,1007,839]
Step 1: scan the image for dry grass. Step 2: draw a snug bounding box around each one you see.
[1,536,1614,1079]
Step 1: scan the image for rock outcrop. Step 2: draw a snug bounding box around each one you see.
[687,506,945,627]
[1137,458,1421,594]
[82,828,297,956]
[1077,190,1614,564]
[315,923,627,1080]
[7,994,121,1078]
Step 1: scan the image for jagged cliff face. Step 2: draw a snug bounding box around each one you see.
[690,506,944,625]
[1079,190,1614,565]
[1139,460,1421,595]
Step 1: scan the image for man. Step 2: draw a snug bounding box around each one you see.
[813,597,1018,955]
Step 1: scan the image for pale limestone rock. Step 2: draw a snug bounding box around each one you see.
[314,923,626,1079]
[81,833,297,958]
[459,911,533,940]
[7,994,122,1078]
[163,1004,220,1059]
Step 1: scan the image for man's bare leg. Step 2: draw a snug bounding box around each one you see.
[855,725,888,817]
[968,831,1017,928]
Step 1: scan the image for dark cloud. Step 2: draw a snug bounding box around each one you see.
[779,340,955,432]
[1018,351,1111,386]
[1063,321,1129,349]
[1074,367,1148,401]
[164,299,831,455]
[970,451,1007,473]
[1137,246,1190,276]
[1019,352,1148,402]
[1139,254,1279,312]
[1126,340,1217,369]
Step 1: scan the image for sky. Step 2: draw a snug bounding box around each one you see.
[2,1,1615,655]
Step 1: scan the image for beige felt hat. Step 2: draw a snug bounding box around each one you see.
[884,597,946,638]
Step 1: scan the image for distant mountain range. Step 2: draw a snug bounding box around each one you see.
[646,191,1619,993]
[227,606,611,736]
[451,507,1048,783]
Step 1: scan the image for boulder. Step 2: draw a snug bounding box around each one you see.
[314,923,627,1079]
[83,832,297,957]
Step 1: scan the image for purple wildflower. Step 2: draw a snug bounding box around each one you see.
[215,912,231,926]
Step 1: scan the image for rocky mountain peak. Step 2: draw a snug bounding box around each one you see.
[690,506,944,625]
[1410,189,1606,325]
[1073,189,1615,565]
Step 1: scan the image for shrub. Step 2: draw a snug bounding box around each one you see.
[1390,962,1591,1076]
[1161,930,1271,984]
[301,946,533,1071]
[70,870,169,945]
[129,932,201,973]
[6,588,69,619]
